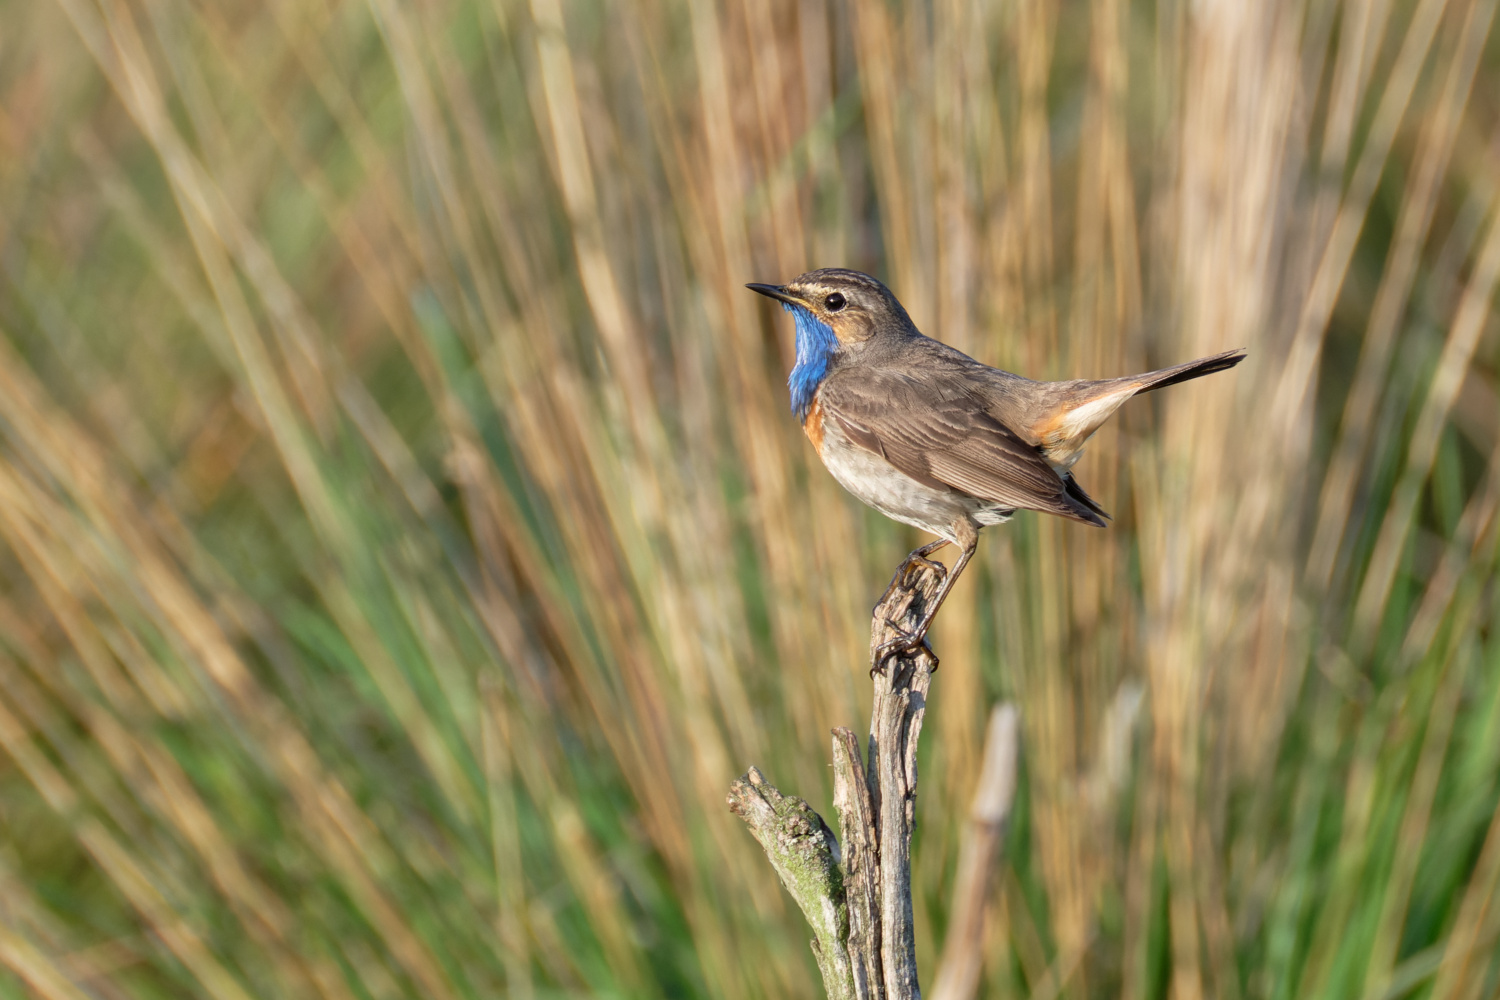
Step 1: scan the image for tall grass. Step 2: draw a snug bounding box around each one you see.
[0,0,1497,997]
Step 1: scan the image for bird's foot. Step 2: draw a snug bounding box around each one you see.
[906,555,948,580]
[872,554,948,615]
[869,622,936,676]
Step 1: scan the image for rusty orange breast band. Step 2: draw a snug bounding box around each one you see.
[802,395,826,453]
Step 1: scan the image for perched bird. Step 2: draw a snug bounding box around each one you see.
[747,268,1245,664]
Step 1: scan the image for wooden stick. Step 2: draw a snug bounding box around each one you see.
[867,563,940,999]
[832,727,882,1000]
[729,556,945,1000]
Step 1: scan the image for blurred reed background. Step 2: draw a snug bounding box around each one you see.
[0,0,1498,997]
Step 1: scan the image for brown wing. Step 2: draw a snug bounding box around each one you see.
[818,369,1107,526]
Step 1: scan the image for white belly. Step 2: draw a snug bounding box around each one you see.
[816,420,1012,542]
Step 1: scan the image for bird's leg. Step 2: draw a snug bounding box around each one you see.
[872,535,978,670]
[874,538,950,613]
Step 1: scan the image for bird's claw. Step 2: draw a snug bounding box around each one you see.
[873,555,949,615]
[907,555,947,580]
[869,623,934,676]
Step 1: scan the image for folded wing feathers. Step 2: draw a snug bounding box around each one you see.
[823,375,1107,526]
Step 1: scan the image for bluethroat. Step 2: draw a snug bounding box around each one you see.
[747,268,1245,666]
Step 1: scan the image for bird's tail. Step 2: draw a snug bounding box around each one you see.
[1129,348,1248,394]
[1031,347,1248,472]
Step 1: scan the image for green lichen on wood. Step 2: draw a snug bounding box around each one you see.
[726,767,856,1000]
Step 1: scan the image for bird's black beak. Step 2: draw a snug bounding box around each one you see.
[746,283,802,307]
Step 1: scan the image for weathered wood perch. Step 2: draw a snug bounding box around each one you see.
[727,554,943,1000]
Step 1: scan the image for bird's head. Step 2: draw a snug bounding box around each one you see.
[747,268,914,420]
[746,268,912,346]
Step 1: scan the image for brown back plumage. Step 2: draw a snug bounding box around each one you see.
[817,334,1246,526]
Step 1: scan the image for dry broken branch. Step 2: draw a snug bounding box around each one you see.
[729,555,945,999]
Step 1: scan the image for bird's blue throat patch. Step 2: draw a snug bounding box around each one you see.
[784,302,838,421]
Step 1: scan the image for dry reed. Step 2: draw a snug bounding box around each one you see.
[0,0,1497,997]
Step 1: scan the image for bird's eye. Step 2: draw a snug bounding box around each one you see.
[824,292,847,312]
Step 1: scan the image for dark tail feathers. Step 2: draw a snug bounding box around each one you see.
[1133,348,1247,394]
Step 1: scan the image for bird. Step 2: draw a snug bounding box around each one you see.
[747,267,1245,666]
